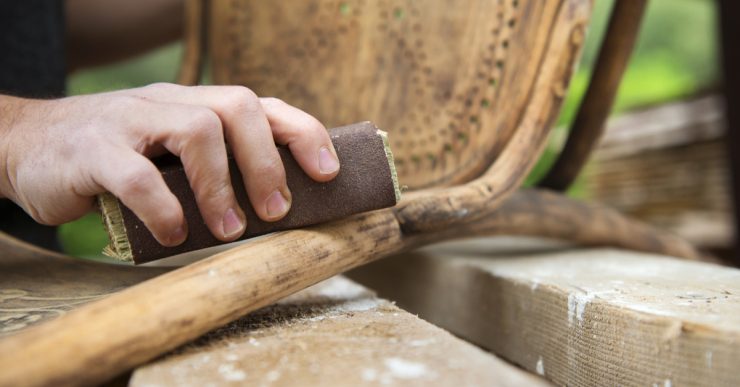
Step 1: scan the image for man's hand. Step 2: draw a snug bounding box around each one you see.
[0,83,341,246]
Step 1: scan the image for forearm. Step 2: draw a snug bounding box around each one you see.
[65,0,184,72]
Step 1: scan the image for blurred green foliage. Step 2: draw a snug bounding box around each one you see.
[59,0,719,258]
[525,0,718,188]
[68,44,183,95]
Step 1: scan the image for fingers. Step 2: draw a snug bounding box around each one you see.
[214,88,292,222]
[94,148,187,247]
[132,84,295,222]
[260,97,339,182]
[135,100,247,241]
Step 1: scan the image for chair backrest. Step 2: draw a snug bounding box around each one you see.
[204,0,592,189]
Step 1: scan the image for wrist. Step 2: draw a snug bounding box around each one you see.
[0,95,27,201]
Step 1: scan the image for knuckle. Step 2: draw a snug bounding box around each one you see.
[198,178,233,202]
[144,82,178,93]
[250,157,284,181]
[260,97,285,108]
[118,165,158,197]
[222,86,261,115]
[285,117,326,144]
[110,95,146,112]
[300,116,327,136]
[186,108,222,141]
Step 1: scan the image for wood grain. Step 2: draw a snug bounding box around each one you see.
[0,232,169,337]
[130,276,550,387]
[392,0,589,235]
[349,243,740,387]
[209,0,579,189]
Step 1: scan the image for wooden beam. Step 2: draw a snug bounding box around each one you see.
[592,95,724,161]
[584,95,732,251]
[0,234,169,337]
[349,240,740,387]
[130,276,549,386]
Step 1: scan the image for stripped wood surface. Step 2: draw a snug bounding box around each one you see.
[350,240,740,387]
[131,276,549,387]
[210,0,588,189]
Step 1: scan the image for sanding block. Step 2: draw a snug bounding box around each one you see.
[98,121,400,264]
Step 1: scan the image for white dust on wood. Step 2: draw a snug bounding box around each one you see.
[384,358,428,379]
[473,250,740,330]
[535,356,545,376]
[218,363,246,382]
[361,358,437,384]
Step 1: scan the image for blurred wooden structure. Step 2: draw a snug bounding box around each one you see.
[586,95,734,252]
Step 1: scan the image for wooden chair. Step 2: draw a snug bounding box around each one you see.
[0,0,701,385]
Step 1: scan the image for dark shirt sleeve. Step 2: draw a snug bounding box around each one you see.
[0,0,66,251]
[0,0,66,98]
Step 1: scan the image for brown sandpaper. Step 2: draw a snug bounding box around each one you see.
[99,122,400,264]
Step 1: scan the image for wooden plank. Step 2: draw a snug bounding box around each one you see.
[585,96,732,250]
[0,234,169,336]
[130,276,549,387]
[349,239,740,387]
[593,95,724,160]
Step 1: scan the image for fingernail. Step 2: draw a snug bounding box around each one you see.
[319,146,340,174]
[266,190,290,218]
[222,208,245,238]
[169,225,187,245]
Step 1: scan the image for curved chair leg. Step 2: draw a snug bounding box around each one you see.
[404,189,703,262]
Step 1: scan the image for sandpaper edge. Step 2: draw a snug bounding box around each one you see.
[97,192,134,262]
[377,128,401,203]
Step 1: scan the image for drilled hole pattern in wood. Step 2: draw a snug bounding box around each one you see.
[210,0,570,189]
